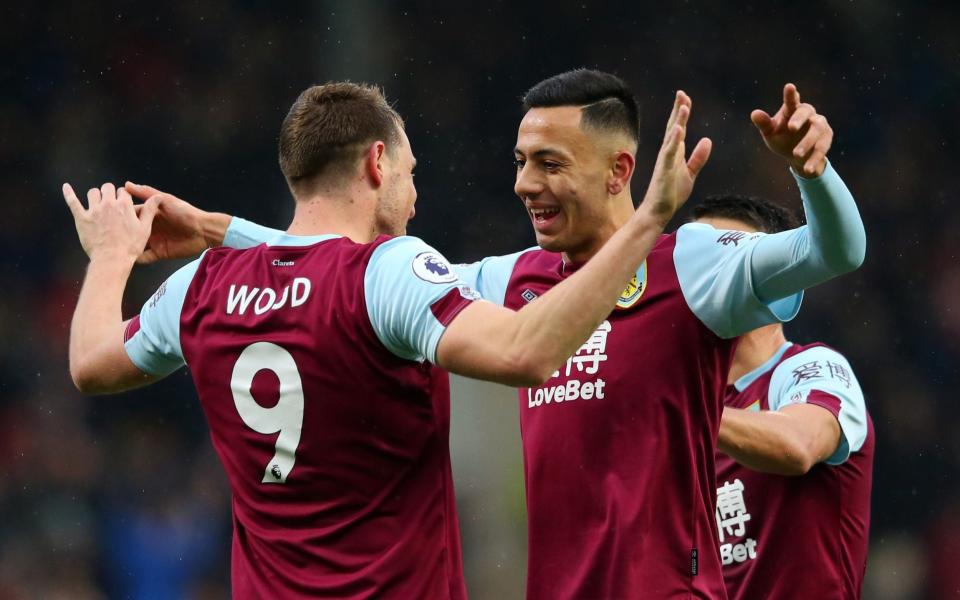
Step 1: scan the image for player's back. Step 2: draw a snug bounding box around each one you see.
[178,236,466,599]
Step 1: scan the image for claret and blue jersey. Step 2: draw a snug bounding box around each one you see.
[715,342,873,600]
[454,222,805,599]
[201,161,864,600]
[124,232,480,599]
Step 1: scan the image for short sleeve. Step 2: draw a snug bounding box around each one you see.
[674,223,803,339]
[452,247,535,306]
[365,237,480,364]
[767,346,868,465]
[224,217,285,249]
[123,256,204,376]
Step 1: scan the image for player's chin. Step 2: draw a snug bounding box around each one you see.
[533,231,565,253]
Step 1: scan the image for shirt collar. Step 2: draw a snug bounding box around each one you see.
[265,233,342,247]
[733,341,794,392]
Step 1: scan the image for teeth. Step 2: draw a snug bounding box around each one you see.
[530,207,560,220]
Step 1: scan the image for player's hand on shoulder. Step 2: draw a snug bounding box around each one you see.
[750,83,833,178]
[125,181,225,263]
[63,182,160,264]
[639,91,712,226]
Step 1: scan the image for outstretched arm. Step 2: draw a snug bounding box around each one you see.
[64,183,163,393]
[748,84,866,302]
[125,182,282,258]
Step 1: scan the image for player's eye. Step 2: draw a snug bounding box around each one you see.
[543,161,561,172]
[514,158,526,170]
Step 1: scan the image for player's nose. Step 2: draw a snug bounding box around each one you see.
[514,164,544,200]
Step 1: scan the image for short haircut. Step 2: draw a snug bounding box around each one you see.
[522,69,640,147]
[691,194,800,234]
[278,83,404,191]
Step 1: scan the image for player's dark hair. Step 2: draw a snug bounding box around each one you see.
[522,69,640,147]
[278,82,404,192]
[691,194,800,234]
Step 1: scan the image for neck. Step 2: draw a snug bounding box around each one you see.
[285,186,378,243]
[561,192,636,264]
[728,325,788,385]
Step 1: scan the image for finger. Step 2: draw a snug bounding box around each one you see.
[750,110,775,137]
[100,182,116,203]
[675,103,691,132]
[792,120,823,159]
[87,187,101,208]
[788,103,816,132]
[783,83,800,114]
[686,137,712,178]
[803,132,833,175]
[125,181,164,200]
[62,183,85,219]
[663,123,684,161]
[138,195,161,229]
[117,187,134,205]
[663,90,690,142]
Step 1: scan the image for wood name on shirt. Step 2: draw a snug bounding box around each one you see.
[226,277,313,316]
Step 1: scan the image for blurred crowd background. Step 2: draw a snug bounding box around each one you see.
[2,1,958,598]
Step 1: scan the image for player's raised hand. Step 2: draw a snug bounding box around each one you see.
[751,83,833,177]
[124,182,215,263]
[63,182,160,263]
[640,91,712,224]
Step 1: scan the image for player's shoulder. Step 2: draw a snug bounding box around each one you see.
[769,342,858,392]
[366,235,463,285]
[674,222,766,249]
[776,342,849,370]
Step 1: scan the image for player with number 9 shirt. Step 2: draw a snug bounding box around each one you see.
[63,81,706,598]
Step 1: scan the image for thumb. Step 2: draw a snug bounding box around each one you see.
[139,195,161,228]
[686,137,713,179]
[750,110,774,136]
[125,181,164,200]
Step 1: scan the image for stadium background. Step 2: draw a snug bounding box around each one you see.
[2,2,958,598]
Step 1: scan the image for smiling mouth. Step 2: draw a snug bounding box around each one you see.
[529,207,560,224]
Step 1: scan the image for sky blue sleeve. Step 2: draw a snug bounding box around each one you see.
[223,217,285,249]
[674,223,803,339]
[123,255,204,376]
[750,162,866,302]
[767,346,868,465]
[365,237,480,364]
[452,247,535,306]
[676,161,865,339]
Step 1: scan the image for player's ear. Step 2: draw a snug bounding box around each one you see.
[366,141,387,188]
[607,150,635,196]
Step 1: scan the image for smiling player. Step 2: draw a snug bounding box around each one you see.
[124,70,865,599]
[64,81,705,599]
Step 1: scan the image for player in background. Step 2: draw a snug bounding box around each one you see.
[124,71,865,599]
[693,194,873,600]
[64,82,709,599]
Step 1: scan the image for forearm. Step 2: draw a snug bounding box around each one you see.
[719,405,838,476]
[718,408,812,475]
[751,162,866,302]
[70,259,150,393]
[201,211,233,248]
